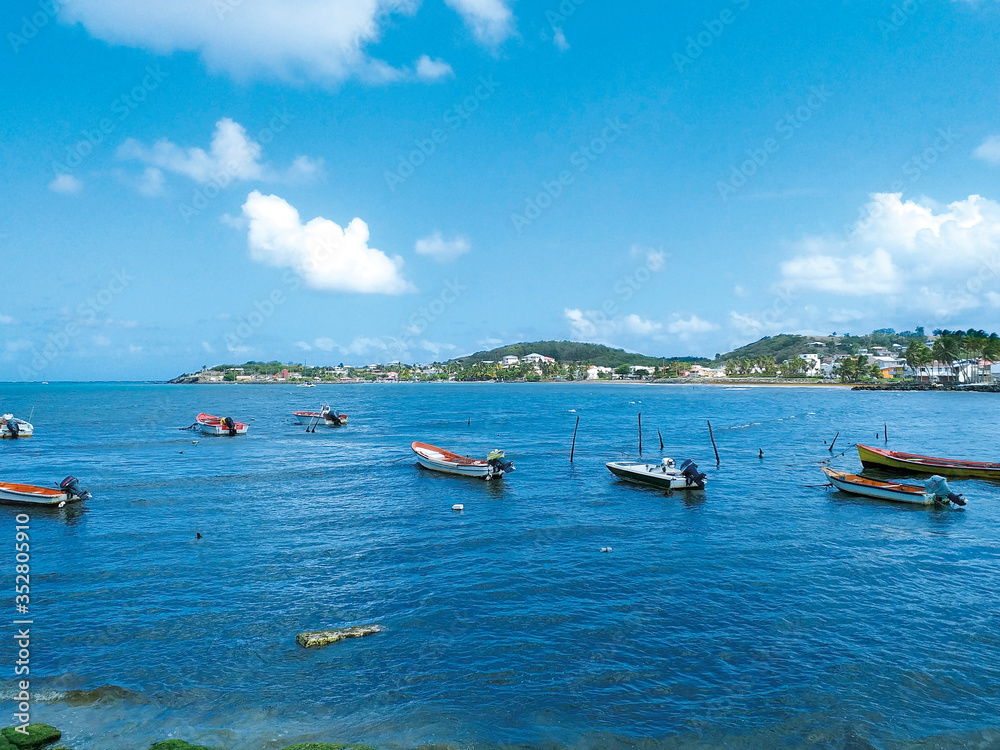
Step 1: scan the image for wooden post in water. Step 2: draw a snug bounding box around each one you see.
[829,432,839,452]
[638,413,642,456]
[658,429,664,451]
[707,420,720,466]
[884,423,887,442]
[569,416,580,463]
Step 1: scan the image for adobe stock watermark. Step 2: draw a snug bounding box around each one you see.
[385,279,467,362]
[180,109,295,223]
[7,0,70,54]
[879,0,930,39]
[223,271,301,353]
[716,85,832,201]
[545,0,587,49]
[17,268,133,380]
[50,65,169,180]
[846,127,959,238]
[510,116,628,233]
[673,0,752,73]
[384,76,500,192]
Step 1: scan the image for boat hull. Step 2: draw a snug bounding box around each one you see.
[823,467,935,505]
[292,411,348,426]
[606,462,705,490]
[196,413,249,436]
[411,441,506,480]
[858,444,1000,479]
[0,483,73,506]
[0,417,33,439]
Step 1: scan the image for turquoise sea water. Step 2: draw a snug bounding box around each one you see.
[1,382,999,749]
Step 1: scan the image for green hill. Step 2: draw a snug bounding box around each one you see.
[448,341,707,368]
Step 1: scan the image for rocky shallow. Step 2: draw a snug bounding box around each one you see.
[1,725,373,750]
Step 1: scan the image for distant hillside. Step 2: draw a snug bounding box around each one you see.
[448,341,708,368]
[712,329,933,365]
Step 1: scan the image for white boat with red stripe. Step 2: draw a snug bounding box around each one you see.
[196,413,249,436]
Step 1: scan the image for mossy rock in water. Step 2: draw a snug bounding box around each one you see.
[282,744,377,750]
[148,742,216,750]
[0,724,62,749]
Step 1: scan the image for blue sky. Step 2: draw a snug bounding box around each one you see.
[2,0,1000,380]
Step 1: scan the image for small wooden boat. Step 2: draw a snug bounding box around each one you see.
[858,444,1000,479]
[196,413,249,436]
[293,405,348,427]
[411,441,514,480]
[606,458,707,491]
[1,414,33,439]
[0,476,91,506]
[822,467,965,506]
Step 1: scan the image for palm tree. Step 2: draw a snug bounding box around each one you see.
[932,334,962,382]
[905,340,931,381]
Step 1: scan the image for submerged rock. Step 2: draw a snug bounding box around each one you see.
[281,745,376,750]
[296,624,382,648]
[148,742,215,750]
[0,724,62,749]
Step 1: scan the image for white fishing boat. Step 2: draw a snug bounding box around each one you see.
[411,441,514,480]
[293,405,348,427]
[196,413,249,436]
[0,476,91,506]
[822,467,966,506]
[606,458,707,490]
[1,414,33,439]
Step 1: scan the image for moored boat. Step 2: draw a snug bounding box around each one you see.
[293,405,348,427]
[196,413,249,436]
[606,458,707,491]
[1,414,33,439]
[0,476,91,506]
[411,441,514,480]
[822,467,965,506]
[858,444,1000,480]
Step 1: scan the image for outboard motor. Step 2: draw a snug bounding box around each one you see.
[679,459,707,489]
[925,475,965,506]
[5,419,19,439]
[59,476,92,502]
[327,410,342,426]
[222,416,236,436]
[486,449,515,476]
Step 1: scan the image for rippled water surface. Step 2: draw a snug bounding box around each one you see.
[2,382,999,749]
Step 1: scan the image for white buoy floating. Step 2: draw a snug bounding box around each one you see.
[452,504,464,511]
[600,547,613,553]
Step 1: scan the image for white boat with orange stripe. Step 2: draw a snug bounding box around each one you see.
[0,477,91,506]
[411,442,514,480]
[196,413,249,436]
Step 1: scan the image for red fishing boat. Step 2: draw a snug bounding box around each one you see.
[196,413,249,436]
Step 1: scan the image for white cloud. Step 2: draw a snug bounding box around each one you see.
[295,340,313,351]
[415,55,454,81]
[61,1,509,84]
[565,308,662,341]
[667,315,718,339]
[420,340,457,356]
[0,314,16,324]
[552,27,569,51]
[974,135,1000,165]
[137,167,165,196]
[444,0,514,44]
[93,335,111,347]
[241,191,414,294]
[284,155,325,182]
[202,341,215,353]
[119,118,264,183]
[780,193,1000,315]
[414,231,470,262]
[128,344,143,353]
[48,174,82,194]
[314,338,336,351]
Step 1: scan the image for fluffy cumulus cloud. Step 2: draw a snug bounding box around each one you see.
[974,135,1000,165]
[444,0,515,44]
[61,0,503,84]
[667,315,718,339]
[564,308,662,341]
[414,231,470,262]
[779,193,1000,316]
[241,191,414,295]
[48,174,82,194]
